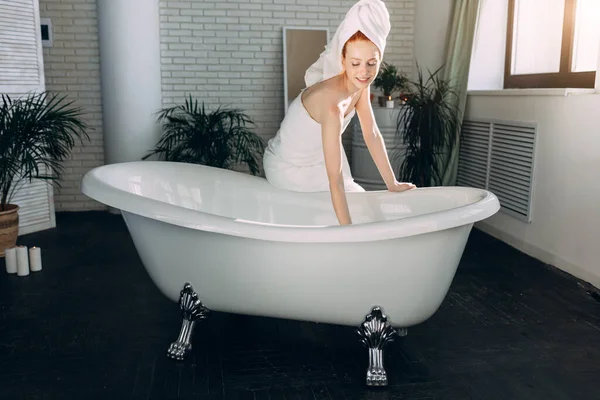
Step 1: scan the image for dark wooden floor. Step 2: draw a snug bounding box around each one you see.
[1,212,599,399]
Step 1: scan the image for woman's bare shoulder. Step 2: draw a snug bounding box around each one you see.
[301,80,343,123]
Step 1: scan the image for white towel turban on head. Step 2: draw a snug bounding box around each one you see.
[304,0,391,88]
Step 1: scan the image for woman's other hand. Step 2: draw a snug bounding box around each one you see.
[386,180,416,192]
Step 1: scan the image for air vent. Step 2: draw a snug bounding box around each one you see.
[457,120,491,189]
[457,118,537,222]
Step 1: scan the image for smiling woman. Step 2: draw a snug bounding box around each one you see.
[342,30,380,80]
[263,0,416,226]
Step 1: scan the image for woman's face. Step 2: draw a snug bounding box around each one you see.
[342,40,381,89]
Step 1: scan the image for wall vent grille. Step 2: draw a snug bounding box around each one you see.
[457,118,537,222]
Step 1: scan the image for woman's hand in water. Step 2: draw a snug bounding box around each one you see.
[386,180,416,192]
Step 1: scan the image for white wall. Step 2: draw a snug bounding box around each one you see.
[466,93,600,288]
[413,0,452,80]
[39,0,106,211]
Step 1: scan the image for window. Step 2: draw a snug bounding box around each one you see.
[505,0,600,89]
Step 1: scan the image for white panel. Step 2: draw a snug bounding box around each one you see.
[457,118,537,223]
[9,164,57,235]
[1,0,55,235]
[10,178,56,235]
[0,0,45,93]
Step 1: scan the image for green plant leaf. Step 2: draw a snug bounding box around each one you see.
[394,64,461,187]
[143,95,266,176]
[373,61,409,97]
[0,92,89,210]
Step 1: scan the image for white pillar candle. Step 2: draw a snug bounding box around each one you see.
[16,246,29,276]
[4,247,17,274]
[386,97,394,108]
[29,246,42,272]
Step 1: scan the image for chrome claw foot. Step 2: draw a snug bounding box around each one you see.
[356,306,397,387]
[167,282,209,361]
[167,338,190,361]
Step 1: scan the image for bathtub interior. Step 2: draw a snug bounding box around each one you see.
[97,162,488,226]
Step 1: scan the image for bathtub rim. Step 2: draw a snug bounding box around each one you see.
[81,161,500,243]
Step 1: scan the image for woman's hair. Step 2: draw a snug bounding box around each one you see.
[342,30,379,58]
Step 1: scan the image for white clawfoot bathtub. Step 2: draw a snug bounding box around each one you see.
[81,160,500,385]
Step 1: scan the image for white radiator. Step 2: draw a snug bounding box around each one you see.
[457,119,537,223]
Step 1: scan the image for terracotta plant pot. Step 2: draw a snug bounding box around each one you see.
[0,204,19,257]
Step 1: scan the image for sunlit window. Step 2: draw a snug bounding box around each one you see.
[511,0,565,75]
[571,0,600,72]
[505,0,599,88]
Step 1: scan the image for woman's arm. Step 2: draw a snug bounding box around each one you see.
[355,87,415,191]
[354,87,397,187]
[322,107,352,225]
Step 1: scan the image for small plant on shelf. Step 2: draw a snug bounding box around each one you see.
[373,61,409,106]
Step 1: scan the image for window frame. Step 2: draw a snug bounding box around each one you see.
[504,0,596,89]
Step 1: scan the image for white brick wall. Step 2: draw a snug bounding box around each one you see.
[39,0,106,211]
[158,0,415,145]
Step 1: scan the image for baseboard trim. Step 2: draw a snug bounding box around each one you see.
[475,221,600,290]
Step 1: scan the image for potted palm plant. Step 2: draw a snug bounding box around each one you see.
[394,66,461,187]
[0,92,89,256]
[373,62,409,107]
[143,95,266,175]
